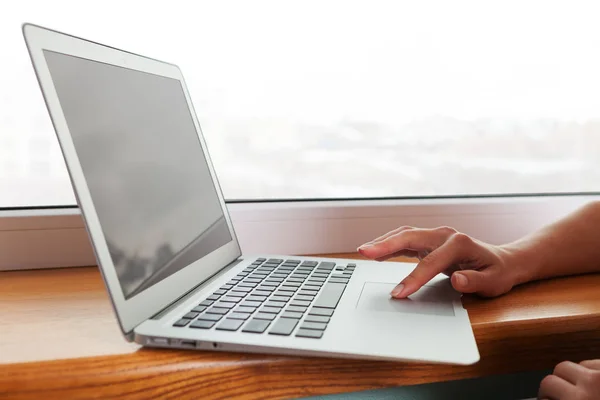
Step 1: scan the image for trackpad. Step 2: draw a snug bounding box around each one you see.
[356,282,456,316]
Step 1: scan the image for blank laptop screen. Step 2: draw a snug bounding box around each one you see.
[43,50,233,299]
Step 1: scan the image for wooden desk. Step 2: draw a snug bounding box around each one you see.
[2,253,600,399]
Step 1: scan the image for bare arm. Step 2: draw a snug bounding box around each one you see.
[358,201,600,298]
[503,200,600,284]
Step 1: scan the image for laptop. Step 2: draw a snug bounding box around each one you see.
[22,23,479,365]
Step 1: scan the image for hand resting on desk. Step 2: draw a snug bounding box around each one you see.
[358,201,600,400]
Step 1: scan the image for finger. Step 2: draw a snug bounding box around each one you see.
[451,268,505,297]
[580,360,600,370]
[392,233,476,298]
[359,226,414,247]
[359,228,453,260]
[375,249,420,262]
[538,374,576,400]
[553,361,589,385]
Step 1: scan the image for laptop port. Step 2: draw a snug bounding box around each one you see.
[180,340,196,348]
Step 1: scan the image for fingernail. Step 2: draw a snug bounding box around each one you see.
[391,283,405,297]
[358,243,374,251]
[454,273,468,287]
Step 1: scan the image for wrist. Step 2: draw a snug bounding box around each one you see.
[498,242,544,286]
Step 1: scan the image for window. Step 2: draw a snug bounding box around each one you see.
[2,1,600,269]
[3,0,600,208]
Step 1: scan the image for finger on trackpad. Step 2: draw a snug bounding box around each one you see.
[356,282,456,316]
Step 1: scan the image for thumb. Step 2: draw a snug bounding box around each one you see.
[451,269,507,297]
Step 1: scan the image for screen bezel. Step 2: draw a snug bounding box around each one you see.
[22,23,242,335]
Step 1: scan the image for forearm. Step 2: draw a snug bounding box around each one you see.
[502,201,600,284]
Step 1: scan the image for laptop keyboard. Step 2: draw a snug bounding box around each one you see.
[172,258,355,339]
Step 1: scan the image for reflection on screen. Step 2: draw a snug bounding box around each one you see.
[43,50,232,299]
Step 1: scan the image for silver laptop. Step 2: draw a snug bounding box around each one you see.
[23,23,479,365]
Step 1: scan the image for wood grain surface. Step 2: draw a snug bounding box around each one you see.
[2,253,600,399]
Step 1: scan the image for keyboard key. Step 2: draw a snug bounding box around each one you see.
[199,299,214,307]
[343,271,353,275]
[304,315,330,323]
[206,307,229,315]
[198,313,223,322]
[277,287,298,294]
[270,295,291,303]
[318,262,336,269]
[252,290,272,297]
[275,290,295,297]
[190,320,215,329]
[191,305,207,313]
[225,291,247,298]
[301,321,327,330]
[228,312,251,320]
[221,296,242,303]
[305,281,324,287]
[256,285,276,292]
[290,300,311,307]
[286,259,301,264]
[254,312,276,321]
[241,301,262,308]
[238,282,258,288]
[216,318,244,331]
[246,295,268,302]
[296,329,323,339]
[307,277,326,283]
[298,290,318,296]
[331,274,349,279]
[301,285,320,291]
[335,266,345,271]
[309,307,334,317]
[329,278,350,284]
[220,284,234,290]
[256,258,267,262]
[312,273,329,278]
[245,278,263,283]
[265,277,284,283]
[236,272,249,277]
[231,286,253,293]
[183,312,199,319]
[301,261,318,267]
[215,301,237,309]
[250,273,268,278]
[260,306,282,314]
[235,305,257,313]
[271,273,289,278]
[287,278,305,283]
[228,279,241,284]
[267,259,284,264]
[214,289,227,296]
[243,319,271,333]
[313,282,346,308]
[281,311,303,319]
[347,263,356,268]
[269,318,299,336]
[294,295,315,302]
[265,301,285,308]
[282,282,302,288]
[286,306,307,313]
[173,318,191,327]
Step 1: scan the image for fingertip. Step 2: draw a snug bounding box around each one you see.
[452,272,468,289]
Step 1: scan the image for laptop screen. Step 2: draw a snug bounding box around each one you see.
[43,50,233,299]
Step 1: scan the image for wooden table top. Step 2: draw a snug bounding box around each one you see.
[2,253,600,399]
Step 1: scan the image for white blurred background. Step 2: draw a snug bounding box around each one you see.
[2,0,600,206]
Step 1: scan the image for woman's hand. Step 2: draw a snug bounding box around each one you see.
[358,226,526,298]
[539,360,600,399]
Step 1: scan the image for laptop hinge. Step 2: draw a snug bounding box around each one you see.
[149,257,244,320]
